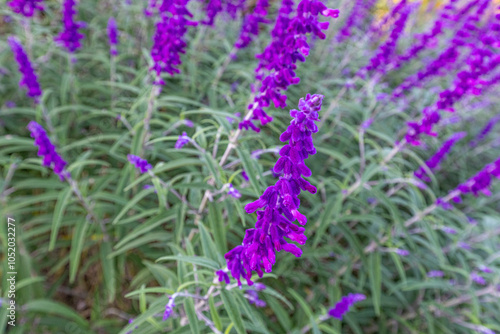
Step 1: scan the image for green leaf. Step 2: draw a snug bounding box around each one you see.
[184,298,201,334]
[209,295,222,331]
[208,202,227,254]
[24,299,89,328]
[221,290,246,334]
[368,252,382,316]
[49,187,72,251]
[99,241,116,303]
[69,220,90,283]
[156,255,220,270]
[198,222,219,263]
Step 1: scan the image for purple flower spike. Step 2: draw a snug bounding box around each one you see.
[471,271,486,285]
[361,118,373,130]
[239,1,339,132]
[227,184,241,198]
[27,121,69,181]
[225,94,323,286]
[8,0,44,17]
[395,249,409,256]
[242,170,249,181]
[150,0,197,83]
[478,265,493,274]
[107,17,119,56]
[328,293,366,320]
[175,132,190,149]
[8,37,42,102]
[55,0,86,53]
[215,270,230,284]
[245,289,267,308]
[414,132,466,182]
[163,297,175,320]
[427,270,444,278]
[127,154,152,173]
[336,0,377,42]
[234,0,271,49]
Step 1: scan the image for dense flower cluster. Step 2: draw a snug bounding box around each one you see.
[107,17,119,56]
[54,0,86,53]
[150,0,197,83]
[8,36,42,102]
[437,156,500,206]
[239,0,338,132]
[328,293,366,320]
[336,0,377,42]
[225,94,323,286]
[235,0,271,49]
[414,132,466,181]
[8,0,44,17]
[127,154,153,173]
[27,121,69,181]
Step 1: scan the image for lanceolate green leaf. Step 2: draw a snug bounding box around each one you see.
[49,187,72,251]
[221,289,246,334]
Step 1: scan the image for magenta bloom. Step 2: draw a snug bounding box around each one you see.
[336,0,377,42]
[8,0,44,16]
[201,0,245,26]
[328,293,366,320]
[27,121,69,181]
[127,154,152,173]
[163,297,175,320]
[471,271,486,285]
[227,184,241,198]
[150,0,197,83]
[8,36,42,102]
[54,0,86,53]
[107,17,119,56]
[239,0,339,132]
[225,94,323,286]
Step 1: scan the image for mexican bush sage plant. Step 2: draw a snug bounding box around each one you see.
[225,93,323,286]
[8,36,42,102]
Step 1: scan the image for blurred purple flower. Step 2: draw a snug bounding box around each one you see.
[175,132,190,149]
[458,241,471,250]
[54,0,86,53]
[470,271,486,285]
[441,226,457,234]
[8,0,44,16]
[427,270,444,278]
[107,17,119,56]
[478,265,493,273]
[183,119,194,127]
[127,154,152,173]
[8,36,42,102]
[414,132,466,181]
[27,121,69,181]
[395,249,409,256]
[245,289,267,307]
[361,118,373,130]
[470,115,500,147]
[6,101,16,108]
[235,0,271,49]
[242,170,249,181]
[225,94,323,286]
[336,0,377,42]
[227,183,241,198]
[328,293,366,320]
[163,297,175,320]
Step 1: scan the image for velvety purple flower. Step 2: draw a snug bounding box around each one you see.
[414,132,466,181]
[427,270,444,278]
[470,271,486,285]
[395,248,409,256]
[328,293,366,320]
[239,1,339,132]
[54,0,86,53]
[215,269,230,284]
[234,0,271,49]
[242,170,249,181]
[8,0,44,16]
[8,36,42,102]
[27,121,69,181]
[163,297,175,320]
[201,0,245,26]
[175,132,190,149]
[467,216,478,225]
[336,0,377,42]
[150,0,197,84]
[127,154,152,173]
[227,183,241,198]
[107,17,119,56]
[225,94,323,286]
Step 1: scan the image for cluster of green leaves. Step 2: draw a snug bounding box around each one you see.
[1,1,499,333]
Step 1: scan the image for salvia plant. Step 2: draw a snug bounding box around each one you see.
[1,0,500,334]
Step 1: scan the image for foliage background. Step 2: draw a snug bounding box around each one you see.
[0,0,499,333]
